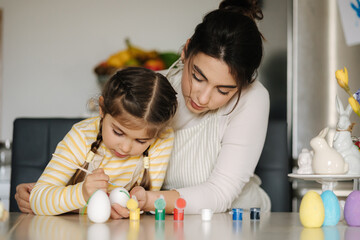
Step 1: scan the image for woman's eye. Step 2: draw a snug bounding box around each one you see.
[192,73,202,82]
[217,88,230,95]
[113,130,123,136]
[136,140,147,144]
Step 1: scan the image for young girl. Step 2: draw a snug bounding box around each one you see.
[29,67,177,215]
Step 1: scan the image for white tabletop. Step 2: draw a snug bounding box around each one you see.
[0,212,355,240]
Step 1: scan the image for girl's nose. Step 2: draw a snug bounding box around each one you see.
[120,138,132,153]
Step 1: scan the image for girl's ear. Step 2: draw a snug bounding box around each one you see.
[99,96,105,118]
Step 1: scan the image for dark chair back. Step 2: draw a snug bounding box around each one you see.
[10,118,83,212]
[255,119,291,212]
[9,117,291,212]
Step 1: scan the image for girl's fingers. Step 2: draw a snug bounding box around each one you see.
[91,168,104,174]
[83,172,110,201]
[88,169,110,183]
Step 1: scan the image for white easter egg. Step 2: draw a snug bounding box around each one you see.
[87,190,111,223]
[109,187,130,207]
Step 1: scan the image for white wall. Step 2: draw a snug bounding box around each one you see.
[0,0,220,141]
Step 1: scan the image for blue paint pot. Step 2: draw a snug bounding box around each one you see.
[232,208,243,221]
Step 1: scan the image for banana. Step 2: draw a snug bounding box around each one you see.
[125,38,158,63]
[106,50,131,68]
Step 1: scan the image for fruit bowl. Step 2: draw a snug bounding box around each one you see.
[94,39,179,87]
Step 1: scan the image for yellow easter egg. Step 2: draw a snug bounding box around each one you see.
[299,191,325,228]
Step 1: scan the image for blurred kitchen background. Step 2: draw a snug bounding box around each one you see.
[1,0,360,211]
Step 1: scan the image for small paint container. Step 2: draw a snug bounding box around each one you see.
[174,208,184,221]
[154,195,166,221]
[129,208,140,221]
[250,207,260,220]
[155,209,165,221]
[174,197,186,221]
[231,208,243,221]
[201,209,213,221]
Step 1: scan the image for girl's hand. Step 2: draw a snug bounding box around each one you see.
[15,182,35,213]
[130,186,147,209]
[82,168,109,202]
[110,204,129,219]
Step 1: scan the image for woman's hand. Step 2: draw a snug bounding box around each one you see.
[130,186,147,210]
[15,182,35,213]
[110,204,129,219]
[82,168,109,202]
[110,186,148,219]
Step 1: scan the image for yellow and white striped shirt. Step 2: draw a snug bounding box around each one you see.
[30,117,174,215]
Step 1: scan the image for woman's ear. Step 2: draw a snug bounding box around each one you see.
[181,39,191,62]
[181,48,185,62]
[98,96,104,118]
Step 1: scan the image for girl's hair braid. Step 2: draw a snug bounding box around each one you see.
[68,119,103,185]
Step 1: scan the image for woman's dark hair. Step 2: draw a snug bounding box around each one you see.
[69,67,178,189]
[183,0,264,110]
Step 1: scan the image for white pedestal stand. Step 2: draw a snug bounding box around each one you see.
[288,173,360,192]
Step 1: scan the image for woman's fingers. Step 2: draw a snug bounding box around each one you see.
[15,183,35,213]
[16,196,33,213]
[130,186,146,209]
[110,204,129,219]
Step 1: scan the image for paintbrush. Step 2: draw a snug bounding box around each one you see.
[52,154,118,186]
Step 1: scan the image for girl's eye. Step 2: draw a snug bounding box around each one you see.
[136,140,147,144]
[217,88,230,95]
[113,130,123,136]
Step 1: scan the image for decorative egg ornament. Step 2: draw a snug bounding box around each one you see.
[321,190,340,226]
[109,187,130,207]
[344,190,360,226]
[87,190,111,223]
[299,191,325,228]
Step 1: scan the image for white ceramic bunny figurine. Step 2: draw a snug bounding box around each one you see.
[297,148,314,174]
[333,96,360,175]
[311,127,348,174]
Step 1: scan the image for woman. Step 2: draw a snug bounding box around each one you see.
[15,0,271,216]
